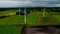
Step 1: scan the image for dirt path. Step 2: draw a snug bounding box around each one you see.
[22,26,60,34]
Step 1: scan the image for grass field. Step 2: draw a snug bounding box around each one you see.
[0,10,60,25]
[0,9,24,25]
[26,11,43,25]
[0,25,23,34]
[0,15,24,25]
[0,9,60,34]
[27,11,60,25]
[50,12,60,21]
[0,9,24,34]
[0,9,17,16]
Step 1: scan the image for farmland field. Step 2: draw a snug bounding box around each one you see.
[0,9,24,25]
[0,10,60,25]
[27,11,60,26]
[0,8,60,34]
[0,25,23,34]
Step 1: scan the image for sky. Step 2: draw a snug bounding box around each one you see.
[0,0,60,8]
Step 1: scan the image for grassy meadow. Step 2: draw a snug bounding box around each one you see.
[0,25,23,34]
[0,8,60,34]
[0,9,24,25]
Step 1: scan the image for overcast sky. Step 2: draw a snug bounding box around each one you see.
[0,0,60,8]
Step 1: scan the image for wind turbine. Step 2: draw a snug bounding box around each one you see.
[19,8,20,16]
[24,8,27,24]
[43,8,46,17]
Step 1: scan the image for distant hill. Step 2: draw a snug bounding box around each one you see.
[0,8,19,11]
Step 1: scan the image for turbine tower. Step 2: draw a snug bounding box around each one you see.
[43,8,45,17]
[19,8,20,16]
[24,8,27,24]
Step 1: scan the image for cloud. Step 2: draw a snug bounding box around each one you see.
[0,0,60,8]
[0,0,32,8]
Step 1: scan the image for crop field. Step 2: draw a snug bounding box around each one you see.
[0,9,24,25]
[27,12,60,26]
[0,9,24,34]
[26,12,43,25]
[0,25,23,34]
[0,9,60,25]
[0,8,60,34]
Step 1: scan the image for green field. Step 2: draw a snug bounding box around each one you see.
[0,9,17,16]
[0,9,60,34]
[0,25,23,34]
[26,11,60,25]
[0,10,60,25]
[0,9,24,34]
[26,11,43,25]
[0,9,24,25]
[0,15,24,25]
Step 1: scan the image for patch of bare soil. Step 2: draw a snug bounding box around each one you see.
[22,26,60,34]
